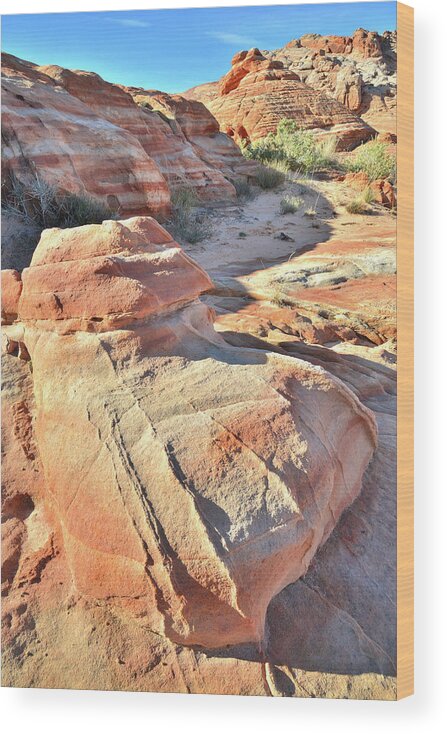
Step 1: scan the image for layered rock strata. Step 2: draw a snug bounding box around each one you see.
[1,54,170,218]
[1,53,255,219]
[206,48,375,149]
[184,29,396,137]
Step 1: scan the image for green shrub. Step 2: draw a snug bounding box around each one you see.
[255,167,286,190]
[347,139,396,181]
[2,172,116,230]
[242,119,338,174]
[279,195,304,215]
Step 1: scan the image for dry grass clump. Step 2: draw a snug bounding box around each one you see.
[255,166,285,190]
[2,172,116,231]
[345,186,374,214]
[233,178,256,201]
[279,195,304,215]
[345,198,366,214]
[168,186,213,244]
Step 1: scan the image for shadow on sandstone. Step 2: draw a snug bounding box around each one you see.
[192,332,396,678]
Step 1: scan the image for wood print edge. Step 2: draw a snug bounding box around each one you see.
[396,0,414,701]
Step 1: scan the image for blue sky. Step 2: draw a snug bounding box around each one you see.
[1,3,396,93]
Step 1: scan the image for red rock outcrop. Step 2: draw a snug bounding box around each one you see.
[267,30,396,129]
[206,48,374,149]
[343,171,397,208]
[38,64,246,200]
[1,54,171,218]
[299,29,383,58]
[4,216,377,650]
[184,29,396,133]
[124,88,256,185]
[1,53,257,221]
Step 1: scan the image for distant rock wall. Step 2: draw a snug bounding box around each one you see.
[184,28,396,138]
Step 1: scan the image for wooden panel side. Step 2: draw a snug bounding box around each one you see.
[397,1,414,701]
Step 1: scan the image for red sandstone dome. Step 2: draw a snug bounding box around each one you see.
[207,48,374,149]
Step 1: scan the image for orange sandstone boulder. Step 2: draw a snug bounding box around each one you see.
[14,217,377,649]
[344,171,396,208]
[1,269,22,325]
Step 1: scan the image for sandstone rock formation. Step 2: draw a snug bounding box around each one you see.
[205,48,374,149]
[2,216,377,651]
[1,54,170,219]
[265,30,397,132]
[184,29,396,137]
[297,28,383,58]
[1,53,255,221]
[123,88,256,186]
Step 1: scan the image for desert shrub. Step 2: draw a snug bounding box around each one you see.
[233,178,255,201]
[168,185,212,244]
[345,186,375,214]
[279,195,303,215]
[345,198,366,214]
[242,119,338,174]
[173,213,213,244]
[1,172,116,231]
[362,186,375,205]
[171,186,199,211]
[347,139,396,181]
[255,167,285,190]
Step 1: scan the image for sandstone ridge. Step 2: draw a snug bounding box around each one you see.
[1,53,254,220]
[184,28,396,137]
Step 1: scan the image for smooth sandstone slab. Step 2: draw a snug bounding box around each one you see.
[14,217,377,648]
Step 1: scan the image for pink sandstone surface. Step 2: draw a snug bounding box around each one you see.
[2,216,377,654]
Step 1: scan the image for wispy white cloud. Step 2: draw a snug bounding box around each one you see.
[207,31,258,47]
[107,18,150,29]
